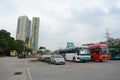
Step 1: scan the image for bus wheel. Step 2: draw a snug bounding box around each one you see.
[73,57,76,62]
[82,60,86,63]
[100,60,103,62]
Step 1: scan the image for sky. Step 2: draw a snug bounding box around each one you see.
[0,0,120,51]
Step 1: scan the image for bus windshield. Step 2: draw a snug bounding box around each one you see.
[80,48,90,55]
[100,47,109,54]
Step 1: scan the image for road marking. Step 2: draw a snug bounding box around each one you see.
[26,68,32,80]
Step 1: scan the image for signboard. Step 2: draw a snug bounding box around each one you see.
[67,42,75,48]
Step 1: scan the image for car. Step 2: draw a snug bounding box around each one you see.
[17,52,26,58]
[51,55,65,65]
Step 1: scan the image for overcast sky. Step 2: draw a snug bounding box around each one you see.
[0,0,120,50]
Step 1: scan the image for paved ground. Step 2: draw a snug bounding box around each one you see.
[0,57,27,80]
[29,60,120,80]
[0,57,120,80]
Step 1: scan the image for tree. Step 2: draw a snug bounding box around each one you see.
[25,47,32,53]
[0,29,33,56]
[0,29,14,55]
[13,40,26,52]
[109,45,120,48]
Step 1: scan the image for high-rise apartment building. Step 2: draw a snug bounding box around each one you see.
[16,16,40,51]
[16,15,31,44]
[31,17,40,51]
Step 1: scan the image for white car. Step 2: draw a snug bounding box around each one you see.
[51,55,65,65]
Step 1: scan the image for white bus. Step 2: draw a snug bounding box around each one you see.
[59,46,91,62]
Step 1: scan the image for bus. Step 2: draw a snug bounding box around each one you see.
[59,46,91,62]
[37,49,52,61]
[89,44,110,62]
[109,48,120,60]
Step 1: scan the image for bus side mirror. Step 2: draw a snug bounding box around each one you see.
[77,50,80,55]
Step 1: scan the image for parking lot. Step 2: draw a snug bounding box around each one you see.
[29,60,120,80]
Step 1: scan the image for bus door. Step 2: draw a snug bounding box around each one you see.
[90,47,101,61]
[94,47,101,60]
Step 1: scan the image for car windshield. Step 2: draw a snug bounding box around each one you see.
[80,48,90,55]
[39,49,52,55]
[45,50,51,55]
[100,47,109,54]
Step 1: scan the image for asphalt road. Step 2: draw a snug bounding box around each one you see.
[29,60,120,80]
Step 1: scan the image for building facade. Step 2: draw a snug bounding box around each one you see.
[16,15,31,44]
[31,17,40,51]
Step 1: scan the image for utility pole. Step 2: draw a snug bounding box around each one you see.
[105,28,110,41]
[105,28,111,47]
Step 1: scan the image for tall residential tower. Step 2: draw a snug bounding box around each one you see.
[31,17,40,51]
[16,15,31,44]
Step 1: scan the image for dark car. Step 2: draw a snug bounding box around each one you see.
[18,52,26,58]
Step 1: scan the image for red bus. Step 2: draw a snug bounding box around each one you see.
[89,44,110,62]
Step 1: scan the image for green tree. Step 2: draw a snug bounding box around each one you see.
[13,40,25,52]
[0,29,14,55]
[0,29,33,56]
[109,45,120,48]
[25,47,32,53]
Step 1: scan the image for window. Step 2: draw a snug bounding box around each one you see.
[100,47,109,54]
[96,47,100,54]
[89,48,94,53]
[80,48,90,55]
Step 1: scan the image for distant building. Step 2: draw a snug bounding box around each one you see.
[16,16,40,50]
[105,37,120,46]
[31,17,40,51]
[16,15,31,44]
[115,38,120,45]
[107,38,116,46]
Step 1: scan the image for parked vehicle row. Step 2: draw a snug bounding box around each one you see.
[37,44,110,65]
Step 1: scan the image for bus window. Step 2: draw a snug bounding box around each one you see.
[100,47,109,54]
[96,47,100,54]
[90,48,94,53]
[80,48,90,55]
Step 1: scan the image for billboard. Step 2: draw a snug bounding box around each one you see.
[67,42,75,48]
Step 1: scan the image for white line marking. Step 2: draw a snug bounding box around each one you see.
[26,68,32,80]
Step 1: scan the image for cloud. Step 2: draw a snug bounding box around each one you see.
[70,8,104,27]
[0,0,120,50]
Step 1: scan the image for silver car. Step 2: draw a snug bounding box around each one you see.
[51,55,65,65]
